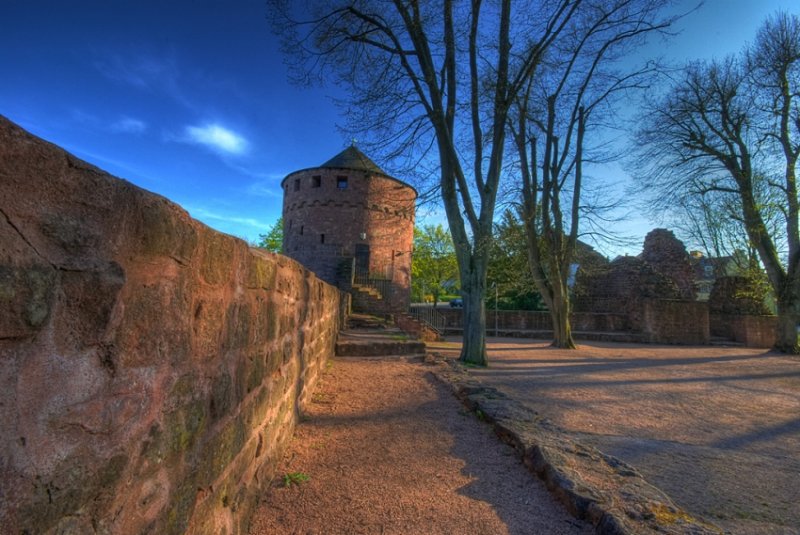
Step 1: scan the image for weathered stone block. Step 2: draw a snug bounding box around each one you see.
[0,264,57,337]
[200,230,236,285]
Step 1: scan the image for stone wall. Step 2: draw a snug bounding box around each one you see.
[440,305,707,344]
[642,299,710,345]
[573,256,682,331]
[0,117,345,534]
[641,228,697,300]
[711,314,777,348]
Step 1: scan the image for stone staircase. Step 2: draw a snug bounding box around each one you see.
[350,283,392,314]
[335,314,426,357]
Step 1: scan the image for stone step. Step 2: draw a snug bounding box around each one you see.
[335,329,426,357]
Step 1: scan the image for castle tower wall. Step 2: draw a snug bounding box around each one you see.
[281,149,416,312]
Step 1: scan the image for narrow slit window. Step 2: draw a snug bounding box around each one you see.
[300,225,304,235]
[294,178,300,191]
[320,233,325,244]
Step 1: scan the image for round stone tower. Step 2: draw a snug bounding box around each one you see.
[281,146,417,312]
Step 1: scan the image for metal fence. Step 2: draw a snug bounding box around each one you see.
[408,305,446,333]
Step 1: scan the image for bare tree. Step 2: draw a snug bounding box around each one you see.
[511,0,675,348]
[634,12,800,353]
[269,0,581,365]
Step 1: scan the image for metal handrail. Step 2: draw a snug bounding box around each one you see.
[409,305,446,333]
[353,265,393,299]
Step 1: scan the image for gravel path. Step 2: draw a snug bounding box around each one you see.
[249,357,592,535]
[428,338,800,535]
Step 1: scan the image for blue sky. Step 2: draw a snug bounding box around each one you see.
[1,0,798,253]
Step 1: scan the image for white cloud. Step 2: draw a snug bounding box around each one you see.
[246,174,287,198]
[111,117,147,134]
[184,123,248,155]
[188,206,266,230]
[94,51,180,93]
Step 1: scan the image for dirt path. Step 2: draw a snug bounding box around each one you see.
[429,338,800,535]
[249,357,592,535]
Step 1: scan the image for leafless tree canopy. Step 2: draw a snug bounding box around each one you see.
[270,0,590,364]
[509,0,676,348]
[633,11,800,353]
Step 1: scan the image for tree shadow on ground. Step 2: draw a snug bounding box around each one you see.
[421,373,592,535]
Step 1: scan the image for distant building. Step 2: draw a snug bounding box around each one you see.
[281,146,417,312]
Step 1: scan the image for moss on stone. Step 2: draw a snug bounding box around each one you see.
[246,354,266,394]
[200,232,235,285]
[19,453,129,534]
[0,265,57,333]
[24,266,57,327]
[210,371,233,422]
[165,396,208,456]
[224,302,251,351]
[242,386,270,430]
[163,472,197,535]
[139,200,198,263]
[246,256,276,290]
[140,422,166,470]
[196,415,247,488]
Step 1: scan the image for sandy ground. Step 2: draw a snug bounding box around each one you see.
[249,357,592,535]
[428,338,800,535]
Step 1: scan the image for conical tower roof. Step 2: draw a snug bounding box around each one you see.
[320,145,385,174]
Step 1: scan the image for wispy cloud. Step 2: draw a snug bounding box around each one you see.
[93,48,196,110]
[246,175,287,198]
[95,51,179,92]
[187,206,267,230]
[111,116,147,134]
[183,123,248,155]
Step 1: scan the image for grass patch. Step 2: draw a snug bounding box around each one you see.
[283,472,310,487]
[648,503,697,525]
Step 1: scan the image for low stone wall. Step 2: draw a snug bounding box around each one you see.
[710,313,777,348]
[439,308,552,331]
[439,309,631,334]
[0,117,345,534]
[572,312,632,332]
[642,299,710,345]
[710,313,736,339]
[732,315,777,348]
[441,303,714,345]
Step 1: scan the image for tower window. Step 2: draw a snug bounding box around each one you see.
[337,176,348,189]
[294,178,300,191]
[312,175,321,188]
[320,233,325,244]
[300,225,304,235]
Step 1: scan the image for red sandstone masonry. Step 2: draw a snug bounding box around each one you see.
[0,116,345,534]
[282,163,415,312]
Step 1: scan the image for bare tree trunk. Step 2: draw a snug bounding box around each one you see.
[459,255,488,366]
[774,313,798,353]
[550,285,576,349]
[774,284,799,354]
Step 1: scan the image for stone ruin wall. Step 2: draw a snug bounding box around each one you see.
[0,117,346,534]
[640,228,697,300]
[573,256,682,331]
[708,276,776,346]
